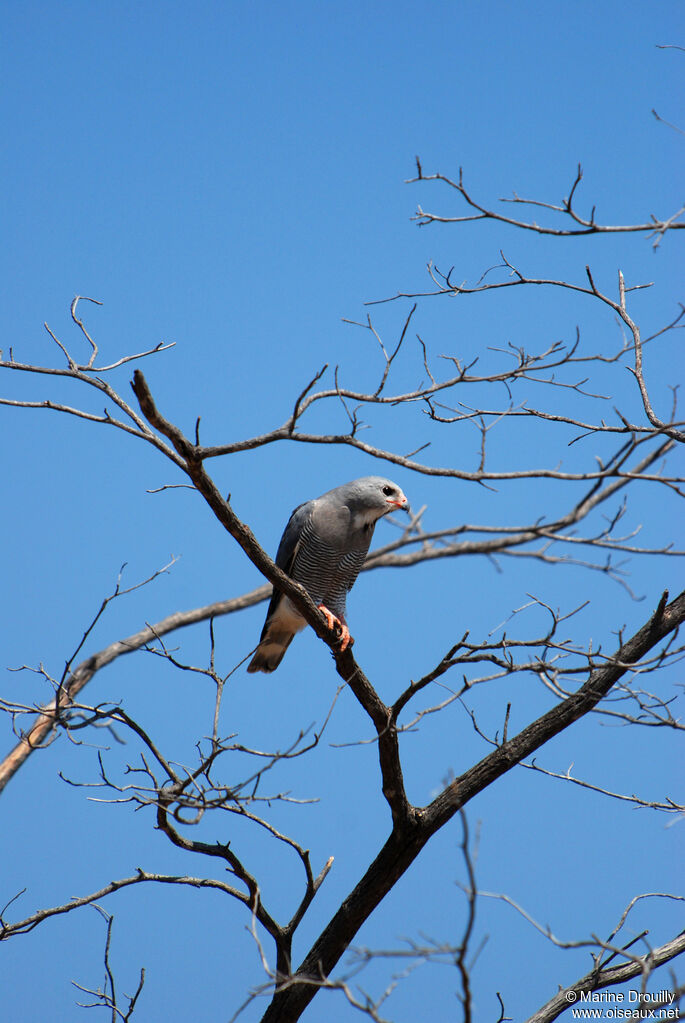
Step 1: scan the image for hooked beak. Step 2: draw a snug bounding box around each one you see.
[386,494,408,510]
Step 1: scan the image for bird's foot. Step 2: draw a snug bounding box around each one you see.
[318,604,353,652]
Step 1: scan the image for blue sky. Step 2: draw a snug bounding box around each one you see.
[1,3,683,1021]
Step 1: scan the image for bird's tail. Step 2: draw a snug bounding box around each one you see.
[246,629,296,674]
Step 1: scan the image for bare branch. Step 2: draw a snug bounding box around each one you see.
[405,164,685,242]
[72,907,146,1022]
[0,870,250,940]
[521,758,683,814]
[527,930,685,1023]
[0,581,269,794]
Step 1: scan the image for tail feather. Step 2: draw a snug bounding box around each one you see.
[247,629,296,674]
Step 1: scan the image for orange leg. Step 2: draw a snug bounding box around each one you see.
[318,604,353,651]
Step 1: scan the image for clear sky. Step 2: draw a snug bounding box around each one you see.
[1,3,683,1021]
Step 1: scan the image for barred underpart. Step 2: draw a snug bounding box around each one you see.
[292,515,370,619]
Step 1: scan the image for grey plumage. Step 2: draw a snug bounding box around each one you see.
[247,476,407,673]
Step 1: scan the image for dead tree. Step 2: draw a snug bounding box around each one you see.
[1,166,683,1022]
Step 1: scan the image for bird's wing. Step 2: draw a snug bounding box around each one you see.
[260,500,312,627]
[274,500,311,572]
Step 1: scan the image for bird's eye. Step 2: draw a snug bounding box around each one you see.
[382,486,394,496]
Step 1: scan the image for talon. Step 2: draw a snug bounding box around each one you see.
[338,622,352,652]
[318,604,353,652]
[318,603,338,631]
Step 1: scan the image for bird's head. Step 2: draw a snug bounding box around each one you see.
[340,476,408,524]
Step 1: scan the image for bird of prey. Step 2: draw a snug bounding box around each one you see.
[247,476,408,673]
